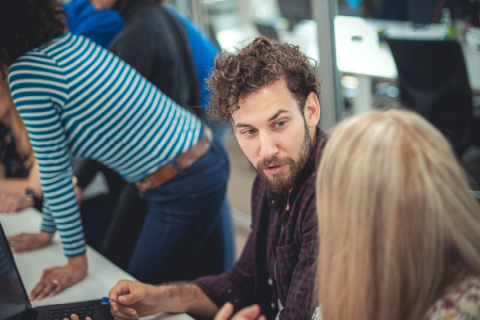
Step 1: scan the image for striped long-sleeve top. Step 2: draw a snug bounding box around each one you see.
[8,33,203,257]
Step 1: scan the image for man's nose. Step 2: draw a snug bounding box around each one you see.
[259,131,278,159]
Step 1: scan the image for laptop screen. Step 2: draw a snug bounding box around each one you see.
[0,224,29,320]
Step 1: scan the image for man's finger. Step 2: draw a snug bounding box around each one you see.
[214,302,234,320]
[111,310,134,320]
[109,281,131,300]
[110,302,119,313]
[115,305,139,318]
[117,292,140,306]
[233,305,262,320]
[70,314,79,320]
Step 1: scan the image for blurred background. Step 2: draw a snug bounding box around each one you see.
[157,0,480,256]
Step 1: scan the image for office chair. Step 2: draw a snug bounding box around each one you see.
[387,38,474,155]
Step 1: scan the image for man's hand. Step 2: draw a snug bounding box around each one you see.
[214,303,266,320]
[30,255,88,300]
[109,280,162,320]
[7,232,53,252]
[109,280,219,320]
[0,193,33,213]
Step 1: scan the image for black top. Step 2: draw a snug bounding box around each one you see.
[110,0,200,110]
[0,123,28,178]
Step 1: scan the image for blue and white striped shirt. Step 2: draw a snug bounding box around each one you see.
[8,33,203,257]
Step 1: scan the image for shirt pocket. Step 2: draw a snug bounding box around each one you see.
[275,240,300,302]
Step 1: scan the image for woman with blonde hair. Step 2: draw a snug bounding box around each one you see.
[316,109,480,320]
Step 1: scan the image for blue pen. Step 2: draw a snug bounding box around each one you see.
[101,297,119,305]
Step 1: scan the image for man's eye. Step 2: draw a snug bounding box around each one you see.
[276,121,286,127]
[242,129,256,135]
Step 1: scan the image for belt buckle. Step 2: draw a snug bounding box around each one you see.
[136,180,152,192]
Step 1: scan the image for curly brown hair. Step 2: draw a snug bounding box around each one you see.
[208,36,321,122]
[0,0,65,73]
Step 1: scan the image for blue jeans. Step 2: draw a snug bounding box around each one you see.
[127,137,231,284]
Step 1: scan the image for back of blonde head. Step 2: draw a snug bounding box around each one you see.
[316,109,480,320]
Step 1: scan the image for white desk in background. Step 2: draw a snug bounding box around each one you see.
[334,15,480,114]
[0,208,192,320]
[215,20,319,66]
[215,17,480,115]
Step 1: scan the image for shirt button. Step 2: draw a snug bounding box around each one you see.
[227,289,232,293]
[268,278,273,286]
[234,299,239,303]
[271,303,276,309]
[271,200,275,204]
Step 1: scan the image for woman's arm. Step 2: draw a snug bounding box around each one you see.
[8,50,87,298]
[0,178,31,193]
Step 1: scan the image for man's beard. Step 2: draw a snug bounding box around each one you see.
[254,124,313,194]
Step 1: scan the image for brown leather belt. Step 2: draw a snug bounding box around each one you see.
[134,127,212,192]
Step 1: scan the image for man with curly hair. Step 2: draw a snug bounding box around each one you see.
[107,37,329,320]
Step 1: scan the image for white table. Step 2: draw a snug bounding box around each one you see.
[0,208,192,320]
[335,16,480,88]
[334,16,480,114]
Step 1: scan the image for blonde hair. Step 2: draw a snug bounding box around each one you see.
[0,77,34,178]
[316,109,480,320]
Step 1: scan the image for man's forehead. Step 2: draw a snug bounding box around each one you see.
[232,80,298,124]
[237,79,289,104]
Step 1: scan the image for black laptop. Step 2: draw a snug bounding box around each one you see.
[0,223,113,320]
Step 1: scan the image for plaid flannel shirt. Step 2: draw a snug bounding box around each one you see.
[195,127,328,320]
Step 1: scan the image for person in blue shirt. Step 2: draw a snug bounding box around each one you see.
[64,0,124,49]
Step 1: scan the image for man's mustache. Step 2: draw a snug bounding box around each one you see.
[256,156,295,171]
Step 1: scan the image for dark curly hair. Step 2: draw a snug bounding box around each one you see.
[208,36,321,122]
[0,0,65,73]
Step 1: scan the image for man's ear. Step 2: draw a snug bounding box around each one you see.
[304,92,321,128]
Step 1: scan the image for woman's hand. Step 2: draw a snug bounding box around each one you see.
[7,232,53,252]
[64,314,91,320]
[30,255,88,300]
[0,193,33,213]
[214,303,266,320]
